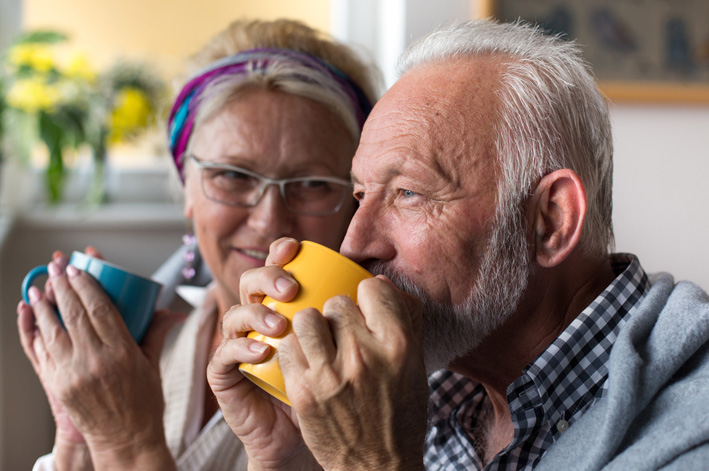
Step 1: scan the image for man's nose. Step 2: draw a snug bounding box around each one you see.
[340,199,394,264]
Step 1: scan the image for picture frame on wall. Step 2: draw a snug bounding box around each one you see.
[476,0,709,103]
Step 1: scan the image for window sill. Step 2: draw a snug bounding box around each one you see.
[16,201,185,230]
[2,160,182,209]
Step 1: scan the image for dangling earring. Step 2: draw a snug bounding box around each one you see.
[182,221,197,281]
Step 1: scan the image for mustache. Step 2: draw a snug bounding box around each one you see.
[362,260,431,303]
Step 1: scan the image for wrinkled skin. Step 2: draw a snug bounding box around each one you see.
[208,238,429,471]
[17,248,184,470]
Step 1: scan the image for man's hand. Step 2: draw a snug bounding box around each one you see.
[281,275,429,471]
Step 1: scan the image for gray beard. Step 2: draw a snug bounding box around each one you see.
[365,208,531,373]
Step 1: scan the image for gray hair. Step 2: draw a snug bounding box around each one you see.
[180,19,381,163]
[397,19,614,255]
[189,58,362,154]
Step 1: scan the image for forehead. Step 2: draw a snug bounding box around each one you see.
[352,57,503,186]
[189,90,355,176]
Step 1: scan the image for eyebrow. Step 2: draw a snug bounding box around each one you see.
[350,167,402,186]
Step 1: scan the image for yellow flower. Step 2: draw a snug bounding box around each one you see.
[6,77,63,112]
[64,52,96,82]
[6,43,55,73]
[109,87,152,143]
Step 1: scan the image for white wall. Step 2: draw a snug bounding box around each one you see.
[612,105,709,289]
[332,0,709,289]
[0,0,21,48]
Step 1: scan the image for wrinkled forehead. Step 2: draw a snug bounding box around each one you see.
[353,57,503,185]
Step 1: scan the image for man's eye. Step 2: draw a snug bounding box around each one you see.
[400,189,418,198]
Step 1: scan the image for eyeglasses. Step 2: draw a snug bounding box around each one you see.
[187,154,353,216]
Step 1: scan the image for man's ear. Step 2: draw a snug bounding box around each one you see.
[528,169,586,268]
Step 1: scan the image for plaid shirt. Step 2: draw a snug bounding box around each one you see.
[424,254,650,470]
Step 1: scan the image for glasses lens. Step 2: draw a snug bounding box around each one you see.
[201,166,260,206]
[284,179,349,215]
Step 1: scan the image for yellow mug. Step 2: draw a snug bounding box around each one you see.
[238,240,372,405]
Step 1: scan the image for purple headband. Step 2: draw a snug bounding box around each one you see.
[167,47,373,181]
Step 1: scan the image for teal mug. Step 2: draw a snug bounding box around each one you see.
[21,251,163,343]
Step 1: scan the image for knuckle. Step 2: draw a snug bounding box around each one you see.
[59,308,80,328]
[384,330,413,360]
[358,276,382,295]
[87,300,115,320]
[109,343,135,367]
[43,324,66,348]
[239,267,257,285]
[85,360,106,380]
[294,307,322,327]
[323,295,355,313]
[223,304,262,336]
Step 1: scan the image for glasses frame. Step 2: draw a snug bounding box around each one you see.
[187,153,353,216]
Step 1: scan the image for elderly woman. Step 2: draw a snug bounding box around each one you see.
[17,19,379,470]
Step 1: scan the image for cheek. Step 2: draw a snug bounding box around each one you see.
[395,207,487,294]
[191,196,248,242]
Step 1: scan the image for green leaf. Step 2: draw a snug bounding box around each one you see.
[39,111,67,203]
[46,147,65,203]
[13,30,69,46]
[39,111,66,153]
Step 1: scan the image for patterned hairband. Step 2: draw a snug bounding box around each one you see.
[167,47,373,181]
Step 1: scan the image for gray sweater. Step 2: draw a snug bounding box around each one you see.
[536,273,709,470]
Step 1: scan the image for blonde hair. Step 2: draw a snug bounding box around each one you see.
[179,19,380,146]
[187,19,379,104]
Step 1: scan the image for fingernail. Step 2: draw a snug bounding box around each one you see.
[28,286,41,304]
[66,265,80,278]
[264,313,283,329]
[275,276,296,293]
[56,254,69,267]
[248,341,269,355]
[48,261,62,278]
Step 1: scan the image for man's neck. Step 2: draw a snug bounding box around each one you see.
[447,253,616,428]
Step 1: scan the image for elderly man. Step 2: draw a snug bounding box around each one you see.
[208,19,709,470]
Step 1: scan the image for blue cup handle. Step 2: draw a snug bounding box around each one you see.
[22,265,49,304]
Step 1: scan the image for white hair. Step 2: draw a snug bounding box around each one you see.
[398,19,614,255]
[194,59,362,144]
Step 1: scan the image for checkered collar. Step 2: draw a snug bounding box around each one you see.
[516,253,650,431]
[425,254,650,470]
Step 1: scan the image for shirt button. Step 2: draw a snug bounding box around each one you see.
[557,419,570,433]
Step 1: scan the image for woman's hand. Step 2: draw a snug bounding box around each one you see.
[208,238,321,470]
[18,297,94,471]
[18,249,183,470]
[18,250,91,470]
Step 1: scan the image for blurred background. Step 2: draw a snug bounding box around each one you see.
[0,0,707,468]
